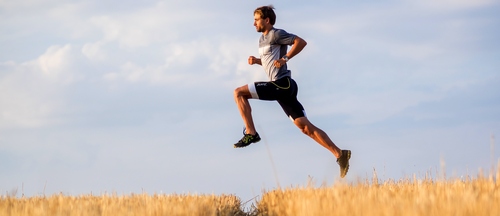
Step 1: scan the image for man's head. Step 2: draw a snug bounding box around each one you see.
[254,5,276,33]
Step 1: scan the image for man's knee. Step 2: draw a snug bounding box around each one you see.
[295,122,311,136]
[294,117,316,136]
[234,85,250,98]
[233,87,240,98]
[297,124,306,135]
[234,87,243,98]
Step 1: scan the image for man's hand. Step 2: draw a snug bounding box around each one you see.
[248,56,261,65]
[274,36,307,69]
[273,59,286,68]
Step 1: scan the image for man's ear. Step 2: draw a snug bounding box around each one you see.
[265,17,270,24]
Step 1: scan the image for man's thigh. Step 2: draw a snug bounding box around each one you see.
[248,81,291,100]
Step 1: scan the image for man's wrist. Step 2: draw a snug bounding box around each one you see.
[282,55,289,62]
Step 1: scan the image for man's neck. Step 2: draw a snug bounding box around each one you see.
[262,26,274,36]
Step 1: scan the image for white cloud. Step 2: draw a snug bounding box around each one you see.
[0,44,88,128]
[101,37,260,88]
[165,40,210,67]
[86,1,214,50]
[82,41,108,61]
[0,62,62,128]
[38,45,73,79]
[119,62,148,83]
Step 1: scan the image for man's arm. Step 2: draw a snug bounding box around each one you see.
[248,56,262,65]
[286,36,307,60]
[274,36,307,68]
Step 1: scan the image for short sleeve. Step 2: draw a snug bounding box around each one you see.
[274,29,296,46]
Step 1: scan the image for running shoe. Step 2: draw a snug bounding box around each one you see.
[337,149,351,178]
[234,133,261,148]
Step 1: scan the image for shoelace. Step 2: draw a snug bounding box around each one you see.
[241,134,254,143]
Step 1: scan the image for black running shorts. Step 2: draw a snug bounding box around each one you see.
[248,76,306,120]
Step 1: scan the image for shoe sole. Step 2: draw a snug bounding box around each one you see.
[340,150,351,178]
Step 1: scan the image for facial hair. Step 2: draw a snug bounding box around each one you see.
[256,25,264,32]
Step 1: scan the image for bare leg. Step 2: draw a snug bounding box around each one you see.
[293,116,342,158]
[234,85,257,135]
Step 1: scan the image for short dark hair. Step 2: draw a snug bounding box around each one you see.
[254,5,276,25]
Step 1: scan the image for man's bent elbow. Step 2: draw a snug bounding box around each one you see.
[295,37,307,49]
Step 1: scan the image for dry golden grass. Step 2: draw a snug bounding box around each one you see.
[255,173,500,216]
[2,167,499,216]
[0,193,245,216]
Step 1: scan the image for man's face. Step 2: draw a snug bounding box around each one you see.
[254,13,267,33]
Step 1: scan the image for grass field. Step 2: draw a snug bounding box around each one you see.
[255,175,500,215]
[2,167,499,216]
[0,193,245,216]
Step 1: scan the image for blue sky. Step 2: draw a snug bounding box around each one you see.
[1,0,499,200]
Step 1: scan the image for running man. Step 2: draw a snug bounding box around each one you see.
[233,5,352,178]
